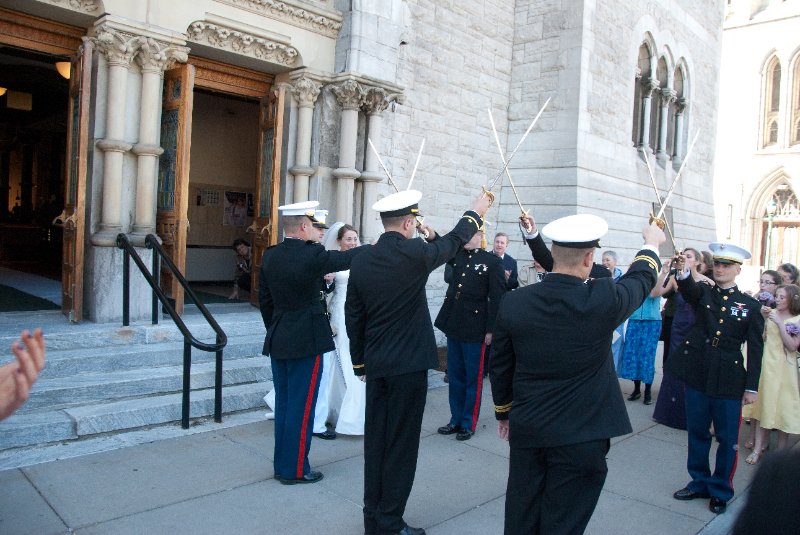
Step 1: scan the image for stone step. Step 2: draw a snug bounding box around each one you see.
[38,334,265,379]
[0,310,265,353]
[16,356,270,412]
[0,382,271,451]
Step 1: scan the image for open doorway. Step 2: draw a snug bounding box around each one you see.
[0,45,69,312]
[184,89,260,305]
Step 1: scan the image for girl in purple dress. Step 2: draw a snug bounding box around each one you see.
[652,248,714,429]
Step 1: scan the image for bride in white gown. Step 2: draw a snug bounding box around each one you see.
[320,222,366,435]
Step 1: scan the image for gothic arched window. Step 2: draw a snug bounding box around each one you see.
[763,56,781,147]
[631,42,652,147]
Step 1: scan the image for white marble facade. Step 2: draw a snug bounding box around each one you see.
[0,0,724,323]
[714,0,800,289]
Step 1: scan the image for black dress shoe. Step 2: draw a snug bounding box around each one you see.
[437,423,460,435]
[278,470,324,485]
[456,429,474,441]
[643,393,652,405]
[627,392,641,401]
[673,487,710,500]
[709,497,727,514]
[313,429,337,440]
[395,526,426,535]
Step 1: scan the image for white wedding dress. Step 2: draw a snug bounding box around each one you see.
[326,269,366,435]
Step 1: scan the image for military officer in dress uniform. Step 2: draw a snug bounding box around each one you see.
[667,243,764,515]
[519,213,612,279]
[346,189,490,535]
[259,201,366,484]
[489,214,664,535]
[435,225,506,440]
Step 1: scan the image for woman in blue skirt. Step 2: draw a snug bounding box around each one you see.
[618,264,669,404]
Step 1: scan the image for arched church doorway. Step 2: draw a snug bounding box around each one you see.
[760,182,800,270]
[0,10,84,314]
[156,58,284,314]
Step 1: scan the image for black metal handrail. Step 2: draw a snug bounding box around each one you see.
[116,233,227,429]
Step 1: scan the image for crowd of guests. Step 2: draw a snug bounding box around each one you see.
[7,193,799,534]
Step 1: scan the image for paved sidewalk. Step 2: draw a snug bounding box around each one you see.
[0,372,775,535]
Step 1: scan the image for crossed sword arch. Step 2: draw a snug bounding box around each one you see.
[368,100,698,252]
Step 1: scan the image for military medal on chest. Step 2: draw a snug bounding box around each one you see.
[731,302,748,318]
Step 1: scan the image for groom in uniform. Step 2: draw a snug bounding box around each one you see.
[259,201,366,484]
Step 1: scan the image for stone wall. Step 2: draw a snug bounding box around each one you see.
[382,0,517,337]
[498,0,724,267]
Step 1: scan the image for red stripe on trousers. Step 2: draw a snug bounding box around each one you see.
[470,343,486,432]
[297,354,321,478]
[728,411,743,489]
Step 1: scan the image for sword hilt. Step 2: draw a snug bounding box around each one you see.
[519,209,533,234]
[649,213,666,230]
[482,186,495,208]
[415,216,430,240]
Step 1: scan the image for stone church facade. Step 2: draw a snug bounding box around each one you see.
[0,0,722,324]
[714,0,800,289]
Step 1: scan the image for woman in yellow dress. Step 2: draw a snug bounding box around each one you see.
[745,284,800,464]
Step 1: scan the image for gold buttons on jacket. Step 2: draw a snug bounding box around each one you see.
[723,296,729,300]
[716,331,721,336]
[721,307,726,311]
[458,284,462,288]
[719,319,724,324]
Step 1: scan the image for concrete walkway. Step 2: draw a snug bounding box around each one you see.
[0,372,774,535]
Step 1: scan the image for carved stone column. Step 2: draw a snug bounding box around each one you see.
[331,79,365,223]
[290,76,321,202]
[639,78,659,150]
[131,39,189,243]
[672,98,687,166]
[92,25,142,245]
[656,88,677,162]
[360,87,393,243]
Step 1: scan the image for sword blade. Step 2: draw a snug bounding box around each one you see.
[406,138,426,191]
[641,149,679,252]
[488,108,527,214]
[655,130,700,221]
[487,97,551,191]
[367,138,400,193]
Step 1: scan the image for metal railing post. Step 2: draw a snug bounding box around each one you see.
[122,238,130,327]
[152,252,160,324]
[182,339,191,429]
[214,332,223,423]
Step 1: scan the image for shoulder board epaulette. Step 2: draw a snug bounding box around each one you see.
[632,253,658,272]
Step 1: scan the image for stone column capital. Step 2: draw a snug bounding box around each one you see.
[675,97,688,115]
[93,25,145,67]
[660,88,677,107]
[135,38,189,74]
[641,77,659,96]
[290,76,322,108]
[331,79,366,110]
[362,87,401,116]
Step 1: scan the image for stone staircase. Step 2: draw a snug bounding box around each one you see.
[0,305,271,452]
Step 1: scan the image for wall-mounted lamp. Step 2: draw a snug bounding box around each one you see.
[0,87,6,97]
[55,61,71,80]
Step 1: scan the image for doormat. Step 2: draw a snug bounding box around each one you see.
[0,284,60,312]
[185,288,248,305]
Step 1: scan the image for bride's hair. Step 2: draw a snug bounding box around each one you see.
[337,224,358,241]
